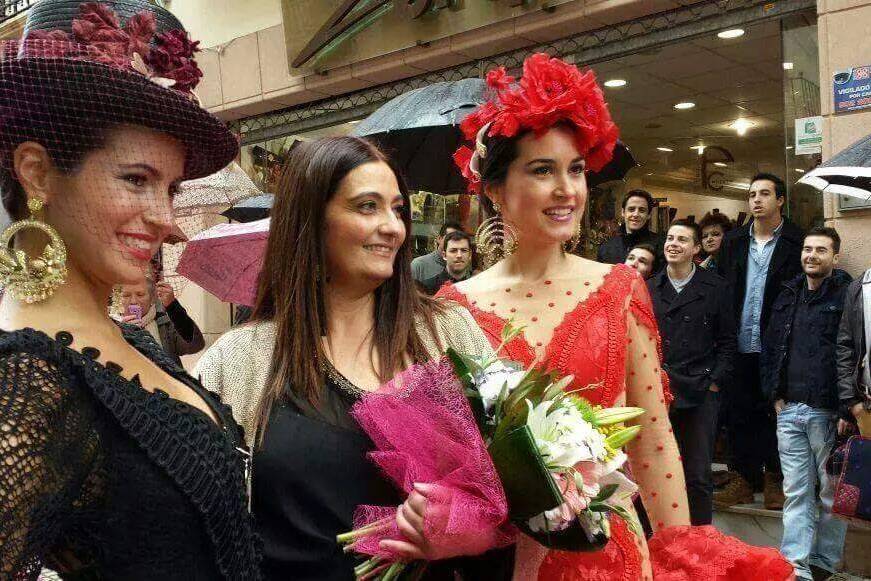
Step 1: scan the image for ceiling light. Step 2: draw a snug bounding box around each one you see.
[730,118,754,136]
[783,62,794,70]
[674,102,696,110]
[657,146,673,152]
[604,79,627,88]
[795,168,805,174]
[714,162,728,167]
[786,145,794,150]
[717,28,745,39]
[690,145,705,154]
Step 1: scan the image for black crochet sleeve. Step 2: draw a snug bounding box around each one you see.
[0,349,99,579]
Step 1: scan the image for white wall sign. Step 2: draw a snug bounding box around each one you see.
[794,116,823,155]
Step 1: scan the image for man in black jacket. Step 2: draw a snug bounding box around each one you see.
[760,227,851,580]
[837,268,871,435]
[715,173,803,509]
[649,220,736,525]
[597,189,664,265]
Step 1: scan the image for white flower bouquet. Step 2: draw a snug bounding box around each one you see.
[451,321,643,547]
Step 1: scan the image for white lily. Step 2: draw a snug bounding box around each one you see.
[474,361,525,413]
[525,400,607,470]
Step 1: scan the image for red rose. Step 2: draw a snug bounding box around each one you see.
[485,67,515,92]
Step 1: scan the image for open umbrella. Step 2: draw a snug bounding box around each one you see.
[221,194,275,223]
[175,162,264,213]
[798,133,871,204]
[176,218,269,307]
[352,78,636,194]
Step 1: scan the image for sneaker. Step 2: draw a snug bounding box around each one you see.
[763,472,785,510]
[713,473,754,507]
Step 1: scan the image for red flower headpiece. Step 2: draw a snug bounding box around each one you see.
[453,53,619,192]
[27,2,202,98]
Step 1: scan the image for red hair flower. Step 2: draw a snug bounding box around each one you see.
[452,146,479,193]
[455,53,619,191]
[485,67,515,92]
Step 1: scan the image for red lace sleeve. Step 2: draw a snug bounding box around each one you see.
[628,273,673,406]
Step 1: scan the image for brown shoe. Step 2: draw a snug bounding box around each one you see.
[713,470,736,489]
[763,473,785,510]
[713,473,754,507]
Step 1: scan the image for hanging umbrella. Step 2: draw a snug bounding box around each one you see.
[798,133,871,204]
[176,218,269,307]
[174,162,264,212]
[221,194,275,223]
[352,78,636,194]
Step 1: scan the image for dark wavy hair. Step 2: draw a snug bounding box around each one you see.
[251,137,441,444]
[697,212,734,236]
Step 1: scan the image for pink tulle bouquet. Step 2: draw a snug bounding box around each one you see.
[338,322,644,579]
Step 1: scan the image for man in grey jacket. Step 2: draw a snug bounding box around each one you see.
[837,267,871,434]
[411,221,463,283]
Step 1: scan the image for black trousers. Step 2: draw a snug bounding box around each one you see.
[726,352,781,489]
[670,391,720,525]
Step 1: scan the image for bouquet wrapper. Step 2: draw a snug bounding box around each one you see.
[349,358,513,560]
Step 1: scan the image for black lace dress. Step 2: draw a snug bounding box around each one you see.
[0,326,261,580]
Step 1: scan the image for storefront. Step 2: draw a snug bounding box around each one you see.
[218,0,826,260]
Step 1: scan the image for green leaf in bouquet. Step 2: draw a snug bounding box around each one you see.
[446,348,475,390]
[542,374,575,404]
[604,504,642,537]
[566,396,598,425]
[593,483,619,504]
[487,425,563,521]
[500,319,526,347]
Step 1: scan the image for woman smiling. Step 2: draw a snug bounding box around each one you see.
[196,137,504,580]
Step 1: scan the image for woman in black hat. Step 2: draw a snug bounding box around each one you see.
[0,2,259,579]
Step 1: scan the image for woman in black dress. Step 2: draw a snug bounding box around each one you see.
[196,137,511,580]
[0,1,259,578]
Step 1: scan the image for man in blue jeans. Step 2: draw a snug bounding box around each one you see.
[761,227,853,580]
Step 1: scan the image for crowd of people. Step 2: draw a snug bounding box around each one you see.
[0,2,867,580]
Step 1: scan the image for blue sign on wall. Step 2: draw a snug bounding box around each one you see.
[833,65,871,113]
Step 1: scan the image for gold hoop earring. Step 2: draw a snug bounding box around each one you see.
[0,198,67,303]
[109,285,124,317]
[564,218,582,255]
[475,206,517,269]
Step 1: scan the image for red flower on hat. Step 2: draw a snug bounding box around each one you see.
[455,53,619,190]
[71,3,156,68]
[147,30,202,94]
[26,3,202,97]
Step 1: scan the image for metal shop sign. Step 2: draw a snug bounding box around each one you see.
[284,0,571,73]
[833,65,871,114]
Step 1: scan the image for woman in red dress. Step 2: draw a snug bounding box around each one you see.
[437,54,793,580]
